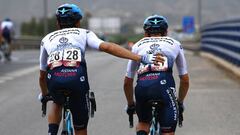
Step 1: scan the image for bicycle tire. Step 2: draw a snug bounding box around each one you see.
[149,124,161,135]
[66,110,75,135]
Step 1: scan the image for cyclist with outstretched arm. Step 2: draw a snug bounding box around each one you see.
[124,15,189,135]
[39,4,164,135]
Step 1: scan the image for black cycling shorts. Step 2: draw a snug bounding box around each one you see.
[135,72,178,133]
[2,30,11,44]
[46,65,90,130]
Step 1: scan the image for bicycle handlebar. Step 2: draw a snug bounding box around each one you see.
[89,92,96,118]
[178,111,183,127]
[129,113,134,128]
[41,95,53,117]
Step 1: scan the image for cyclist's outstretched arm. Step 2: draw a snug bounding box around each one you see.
[99,42,142,62]
[86,31,164,64]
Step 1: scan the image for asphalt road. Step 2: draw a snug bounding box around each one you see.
[0,49,239,135]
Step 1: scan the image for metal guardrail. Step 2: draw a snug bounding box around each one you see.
[201,19,240,66]
[12,36,42,50]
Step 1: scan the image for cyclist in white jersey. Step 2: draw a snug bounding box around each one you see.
[124,15,189,135]
[0,18,14,61]
[39,4,164,135]
[1,18,14,44]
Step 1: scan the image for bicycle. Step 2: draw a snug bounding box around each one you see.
[0,40,11,62]
[148,100,164,135]
[41,91,96,135]
[128,100,183,135]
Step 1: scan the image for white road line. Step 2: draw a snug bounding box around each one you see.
[0,65,39,84]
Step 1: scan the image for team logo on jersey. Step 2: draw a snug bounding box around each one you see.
[147,43,161,54]
[150,43,160,50]
[59,37,69,44]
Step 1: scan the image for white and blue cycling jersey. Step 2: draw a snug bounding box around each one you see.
[40,28,104,71]
[126,36,188,78]
[39,28,104,128]
[127,36,188,132]
[1,20,13,31]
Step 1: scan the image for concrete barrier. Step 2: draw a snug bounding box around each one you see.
[12,36,41,50]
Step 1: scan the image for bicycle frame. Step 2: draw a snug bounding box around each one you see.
[61,96,75,135]
[149,106,161,135]
[0,41,10,62]
[148,100,164,135]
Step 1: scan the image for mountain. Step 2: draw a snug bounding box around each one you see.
[0,0,240,34]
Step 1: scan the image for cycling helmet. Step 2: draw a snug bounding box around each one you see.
[56,3,83,28]
[143,14,168,34]
[4,18,11,22]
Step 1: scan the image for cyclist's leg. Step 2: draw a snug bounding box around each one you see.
[63,65,90,135]
[70,92,89,135]
[135,84,152,135]
[69,85,89,135]
[46,67,67,135]
[48,102,62,135]
[2,32,11,60]
[158,87,177,134]
[148,74,176,135]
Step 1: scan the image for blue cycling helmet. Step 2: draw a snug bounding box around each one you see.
[56,3,83,28]
[143,15,168,34]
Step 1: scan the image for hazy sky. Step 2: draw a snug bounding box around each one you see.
[0,0,239,33]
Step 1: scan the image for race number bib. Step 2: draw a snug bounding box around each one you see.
[47,50,63,69]
[47,48,82,69]
[63,48,81,67]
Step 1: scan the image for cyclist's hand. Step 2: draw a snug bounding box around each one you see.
[178,101,184,114]
[38,93,51,103]
[153,53,165,66]
[141,54,154,65]
[126,104,136,116]
[178,101,184,127]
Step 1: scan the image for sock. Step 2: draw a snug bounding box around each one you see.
[48,123,59,135]
[137,130,148,135]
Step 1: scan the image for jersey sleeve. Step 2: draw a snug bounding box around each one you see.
[39,41,48,71]
[86,30,104,50]
[125,60,139,78]
[175,44,188,75]
[125,45,139,78]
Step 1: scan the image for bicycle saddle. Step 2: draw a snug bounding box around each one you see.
[147,100,164,108]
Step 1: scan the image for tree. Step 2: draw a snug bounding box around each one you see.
[21,12,91,36]
[21,16,57,36]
